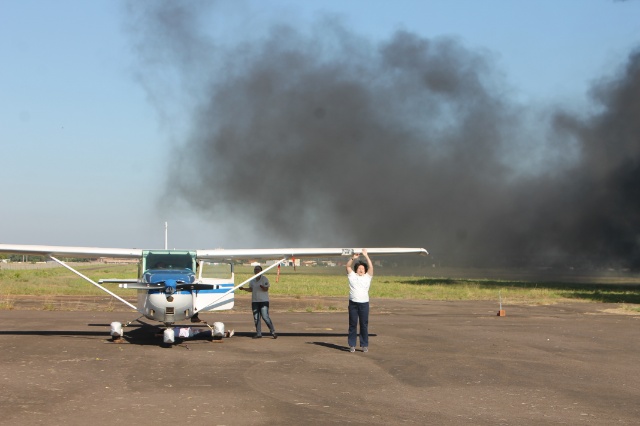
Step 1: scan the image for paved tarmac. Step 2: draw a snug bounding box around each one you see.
[1,298,639,425]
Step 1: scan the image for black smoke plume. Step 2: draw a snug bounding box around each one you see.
[124,2,640,268]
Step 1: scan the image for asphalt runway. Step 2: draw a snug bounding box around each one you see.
[1,298,639,425]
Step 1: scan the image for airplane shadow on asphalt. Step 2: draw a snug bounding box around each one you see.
[0,327,370,347]
[1,306,377,346]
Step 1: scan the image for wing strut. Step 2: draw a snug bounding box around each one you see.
[49,256,141,312]
[196,257,287,313]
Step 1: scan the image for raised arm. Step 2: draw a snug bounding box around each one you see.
[346,252,359,274]
[362,248,373,276]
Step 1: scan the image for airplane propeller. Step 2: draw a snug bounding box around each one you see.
[118,280,219,292]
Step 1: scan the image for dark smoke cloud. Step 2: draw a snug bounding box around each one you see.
[125,2,640,268]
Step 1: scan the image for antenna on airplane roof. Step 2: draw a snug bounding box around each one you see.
[164,222,168,250]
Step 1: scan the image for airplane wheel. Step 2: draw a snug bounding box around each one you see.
[163,328,175,344]
[110,321,123,337]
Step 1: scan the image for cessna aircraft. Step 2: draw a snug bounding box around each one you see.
[0,243,428,344]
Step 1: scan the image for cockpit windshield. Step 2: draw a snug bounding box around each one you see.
[143,250,196,272]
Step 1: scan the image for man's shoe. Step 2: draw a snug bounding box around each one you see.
[362,347,368,353]
[272,332,278,339]
[349,346,355,353]
[253,334,262,339]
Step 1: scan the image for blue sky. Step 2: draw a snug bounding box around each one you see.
[1,0,639,250]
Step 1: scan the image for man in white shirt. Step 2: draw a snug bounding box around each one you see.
[239,265,277,339]
[346,249,373,353]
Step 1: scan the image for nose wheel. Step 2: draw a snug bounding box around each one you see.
[110,321,125,343]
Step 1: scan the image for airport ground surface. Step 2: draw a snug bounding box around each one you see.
[1,297,639,425]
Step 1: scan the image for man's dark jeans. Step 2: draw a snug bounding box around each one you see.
[348,300,369,348]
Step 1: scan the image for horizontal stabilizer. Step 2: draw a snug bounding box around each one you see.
[99,279,139,284]
[117,282,164,289]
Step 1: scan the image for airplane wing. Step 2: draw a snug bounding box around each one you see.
[0,244,142,258]
[196,247,428,260]
[0,244,427,260]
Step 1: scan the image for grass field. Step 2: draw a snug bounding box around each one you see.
[1,263,640,312]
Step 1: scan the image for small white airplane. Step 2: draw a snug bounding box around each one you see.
[0,243,428,345]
